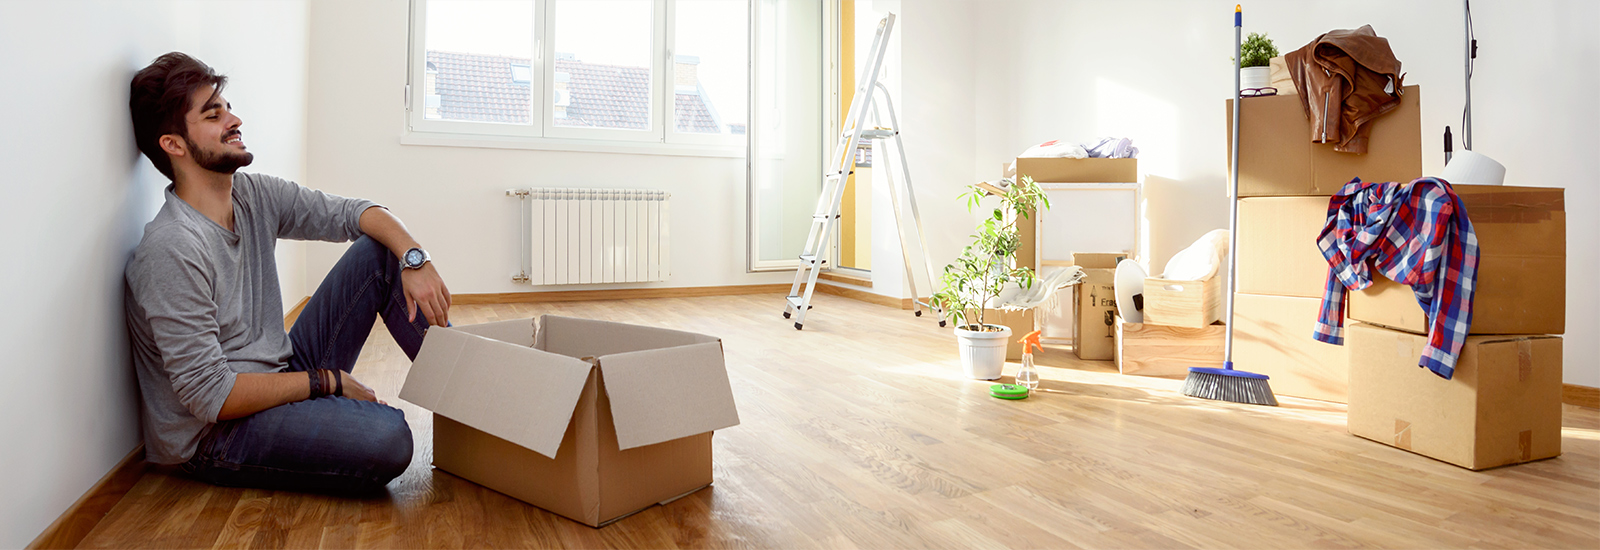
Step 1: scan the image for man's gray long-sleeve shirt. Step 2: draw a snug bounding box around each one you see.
[125,173,377,464]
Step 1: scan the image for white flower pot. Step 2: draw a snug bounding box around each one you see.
[955,324,1013,380]
[1240,66,1271,91]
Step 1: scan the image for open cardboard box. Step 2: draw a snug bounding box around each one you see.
[400,315,740,527]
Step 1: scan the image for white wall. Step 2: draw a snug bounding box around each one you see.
[955,0,1598,386]
[857,0,988,302]
[0,1,308,546]
[305,0,791,295]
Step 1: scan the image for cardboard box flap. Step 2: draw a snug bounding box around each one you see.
[400,327,593,459]
[596,341,740,450]
[454,318,537,347]
[536,315,719,359]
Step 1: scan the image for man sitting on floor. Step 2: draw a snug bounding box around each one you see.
[124,52,451,492]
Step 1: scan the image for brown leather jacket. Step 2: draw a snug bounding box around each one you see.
[1286,25,1404,154]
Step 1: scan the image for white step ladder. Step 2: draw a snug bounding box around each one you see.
[783,13,941,330]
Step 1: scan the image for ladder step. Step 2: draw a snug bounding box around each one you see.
[799,254,821,265]
[860,128,896,139]
[786,296,806,308]
[812,214,839,220]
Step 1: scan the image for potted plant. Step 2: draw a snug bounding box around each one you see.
[928,176,1049,380]
[1238,32,1279,91]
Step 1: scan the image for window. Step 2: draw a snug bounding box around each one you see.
[407,0,748,152]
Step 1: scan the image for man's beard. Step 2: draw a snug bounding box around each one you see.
[184,135,254,174]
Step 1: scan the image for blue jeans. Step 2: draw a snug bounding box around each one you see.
[181,236,431,493]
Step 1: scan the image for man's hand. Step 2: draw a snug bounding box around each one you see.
[402,262,451,327]
[337,371,383,404]
[357,206,452,327]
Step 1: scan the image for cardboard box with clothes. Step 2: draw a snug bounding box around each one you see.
[1347,185,1566,336]
[1224,85,1422,197]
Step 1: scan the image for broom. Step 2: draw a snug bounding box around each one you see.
[1183,4,1278,407]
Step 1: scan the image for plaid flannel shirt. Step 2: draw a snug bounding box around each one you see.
[1313,177,1479,379]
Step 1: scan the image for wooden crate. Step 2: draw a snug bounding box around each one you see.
[1143,275,1222,328]
[1115,320,1225,377]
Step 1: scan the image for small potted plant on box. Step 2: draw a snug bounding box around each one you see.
[1238,32,1278,91]
[928,176,1049,380]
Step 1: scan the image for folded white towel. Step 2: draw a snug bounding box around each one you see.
[1161,229,1229,281]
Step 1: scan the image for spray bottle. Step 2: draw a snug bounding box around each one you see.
[1015,329,1042,391]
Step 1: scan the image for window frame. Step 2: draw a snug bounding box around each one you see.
[405,0,747,154]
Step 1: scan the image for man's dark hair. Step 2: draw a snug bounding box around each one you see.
[129,52,227,180]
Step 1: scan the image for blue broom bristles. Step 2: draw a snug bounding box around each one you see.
[1183,367,1278,406]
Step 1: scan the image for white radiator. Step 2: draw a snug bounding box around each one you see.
[507,188,671,285]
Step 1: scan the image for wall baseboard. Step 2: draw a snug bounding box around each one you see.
[818,271,873,288]
[1564,384,1599,409]
[27,445,145,550]
[814,282,906,310]
[452,284,791,304]
[283,296,310,331]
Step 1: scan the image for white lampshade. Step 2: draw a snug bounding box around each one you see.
[1441,150,1506,186]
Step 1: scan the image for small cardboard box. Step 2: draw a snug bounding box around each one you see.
[1142,275,1222,328]
[1114,319,1224,377]
[1225,85,1422,197]
[1070,252,1123,361]
[400,316,740,527]
[1348,185,1566,336]
[1237,196,1329,298]
[1346,323,1562,470]
[1232,293,1350,403]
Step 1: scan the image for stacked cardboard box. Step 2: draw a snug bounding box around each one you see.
[1347,324,1563,470]
[1225,86,1566,468]
[1226,86,1423,403]
[1343,186,1566,469]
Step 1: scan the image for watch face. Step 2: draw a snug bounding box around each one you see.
[406,249,423,267]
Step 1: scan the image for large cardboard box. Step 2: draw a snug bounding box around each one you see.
[1232,293,1350,403]
[1346,323,1562,470]
[401,316,740,527]
[1070,252,1122,360]
[1237,196,1329,298]
[1005,157,1138,185]
[1114,319,1224,377]
[1348,185,1566,335]
[1226,85,1422,197]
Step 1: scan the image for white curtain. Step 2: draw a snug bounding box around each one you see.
[747,0,824,269]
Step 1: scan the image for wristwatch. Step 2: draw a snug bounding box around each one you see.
[401,247,431,270]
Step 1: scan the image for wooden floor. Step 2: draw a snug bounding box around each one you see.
[79,293,1600,549]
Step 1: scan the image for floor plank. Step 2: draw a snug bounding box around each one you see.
[77,293,1600,549]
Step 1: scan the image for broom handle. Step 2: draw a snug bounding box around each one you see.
[1224,5,1241,369]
